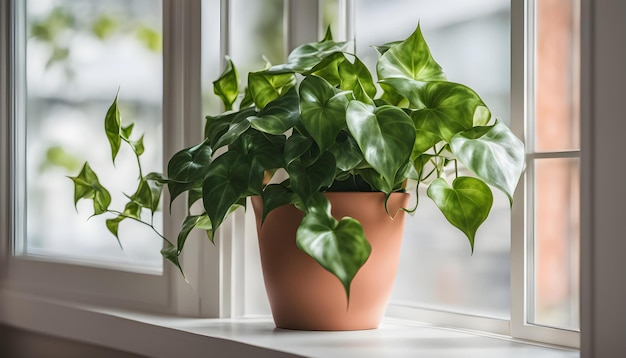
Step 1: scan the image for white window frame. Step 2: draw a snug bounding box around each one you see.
[1,0,593,352]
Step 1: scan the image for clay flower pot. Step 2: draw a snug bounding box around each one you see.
[251,192,409,331]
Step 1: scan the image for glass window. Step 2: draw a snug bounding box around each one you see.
[530,0,580,330]
[22,0,163,272]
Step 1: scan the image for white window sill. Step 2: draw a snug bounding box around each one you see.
[0,290,579,358]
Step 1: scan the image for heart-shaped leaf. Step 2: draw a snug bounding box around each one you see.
[300,75,350,151]
[308,51,346,85]
[376,24,446,82]
[450,119,525,203]
[213,56,239,111]
[382,78,491,142]
[337,55,376,103]
[427,177,494,251]
[248,70,296,109]
[308,53,375,104]
[296,193,371,299]
[167,139,213,206]
[346,101,416,193]
[202,150,251,240]
[249,86,300,135]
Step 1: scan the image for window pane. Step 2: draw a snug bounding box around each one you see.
[353,0,512,318]
[202,0,286,317]
[535,0,580,152]
[24,0,163,272]
[533,158,580,330]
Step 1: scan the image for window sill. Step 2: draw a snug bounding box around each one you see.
[0,290,579,358]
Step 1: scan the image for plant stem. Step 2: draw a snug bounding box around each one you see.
[108,210,172,246]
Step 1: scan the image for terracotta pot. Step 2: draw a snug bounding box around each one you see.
[251,192,410,331]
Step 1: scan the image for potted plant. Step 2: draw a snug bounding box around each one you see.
[70,24,525,330]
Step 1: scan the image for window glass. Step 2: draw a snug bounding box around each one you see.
[531,0,580,330]
[23,0,163,272]
[534,0,580,152]
[533,158,580,330]
[352,0,512,318]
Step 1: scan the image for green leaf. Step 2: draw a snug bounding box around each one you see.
[69,162,111,215]
[328,131,364,172]
[213,119,251,149]
[213,56,239,111]
[177,214,213,254]
[355,168,387,193]
[204,107,256,148]
[105,201,141,247]
[372,41,402,56]
[287,151,336,200]
[136,25,162,53]
[161,244,187,282]
[296,193,371,299]
[240,87,254,108]
[346,101,416,193]
[145,172,165,212]
[376,23,446,82]
[232,130,286,170]
[248,70,296,109]
[271,39,350,73]
[321,26,333,42]
[308,51,346,85]
[308,53,375,104]
[249,86,300,135]
[300,75,350,151]
[131,134,145,157]
[337,55,376,103]
[427,177,494,251]
[121,123,134,139]
[382,78,491,142]
[261,183,299,223]
[187,187,203,208]
[167,139,213,206]
[104,93,121,163]
[202,151,251,240]
[131,179,154,209]
[450,120,525,203]
[284,133,313,167]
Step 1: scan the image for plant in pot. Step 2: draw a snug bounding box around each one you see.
[70,24,525,331]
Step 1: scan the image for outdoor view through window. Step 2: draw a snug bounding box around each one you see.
[23,0,163,272]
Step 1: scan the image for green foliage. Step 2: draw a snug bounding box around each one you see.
[70,23,525,301]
